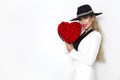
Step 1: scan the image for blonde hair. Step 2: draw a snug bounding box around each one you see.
[92,16,105,62]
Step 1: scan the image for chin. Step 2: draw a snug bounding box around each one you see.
[84,27,89,30]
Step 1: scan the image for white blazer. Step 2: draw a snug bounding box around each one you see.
[68,30,101,80]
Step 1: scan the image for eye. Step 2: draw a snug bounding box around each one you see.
[79,18,82,21]
[84,16,88,19]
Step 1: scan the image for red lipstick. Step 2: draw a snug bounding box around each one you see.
[82,24,88,28]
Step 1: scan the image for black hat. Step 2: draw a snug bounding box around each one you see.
[70,4,102,21]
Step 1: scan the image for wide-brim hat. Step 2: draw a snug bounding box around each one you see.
[70,4,102,21]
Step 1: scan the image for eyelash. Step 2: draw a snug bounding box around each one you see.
[84,16,88,19]
[79,16,88,21]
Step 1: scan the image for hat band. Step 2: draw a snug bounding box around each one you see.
[77,10,93,17]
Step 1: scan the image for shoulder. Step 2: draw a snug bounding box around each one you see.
[78,30,102,50]
[88,30,101,39]
[81,30,102,44]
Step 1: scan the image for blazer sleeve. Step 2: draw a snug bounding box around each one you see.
[69,31,101,66]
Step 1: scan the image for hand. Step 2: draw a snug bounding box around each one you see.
[64,41,74,52]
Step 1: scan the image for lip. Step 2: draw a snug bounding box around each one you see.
[82,24,88,27]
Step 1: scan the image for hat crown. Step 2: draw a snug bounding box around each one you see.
[70,4,102,21]
[77,4,93,15]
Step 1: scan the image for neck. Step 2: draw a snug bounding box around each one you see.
[85,27,93,33]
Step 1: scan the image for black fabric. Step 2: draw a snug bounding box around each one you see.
[70,4,102,21]
[73,29,94,51]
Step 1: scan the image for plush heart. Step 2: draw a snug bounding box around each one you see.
[58,22,82,44]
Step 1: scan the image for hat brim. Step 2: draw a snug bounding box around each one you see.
[70,12,102,21]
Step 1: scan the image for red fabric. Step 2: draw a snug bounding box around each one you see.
[58,22,82,44]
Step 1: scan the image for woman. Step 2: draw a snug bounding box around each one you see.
[65,4,104,80]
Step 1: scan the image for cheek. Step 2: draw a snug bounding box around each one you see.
[89,20,93,26]
[83,20,92,28]
[84,19,90,24]
[87,19,93,26]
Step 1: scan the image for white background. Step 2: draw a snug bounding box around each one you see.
[0,0,120,80]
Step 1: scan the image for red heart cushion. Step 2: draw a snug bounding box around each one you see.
[58,22,82,44]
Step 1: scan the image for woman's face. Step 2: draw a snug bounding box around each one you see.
[79,16,94,30]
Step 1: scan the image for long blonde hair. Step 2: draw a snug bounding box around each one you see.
[92,16,105,62]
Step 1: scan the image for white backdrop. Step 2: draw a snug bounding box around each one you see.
[0,0,120,80]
